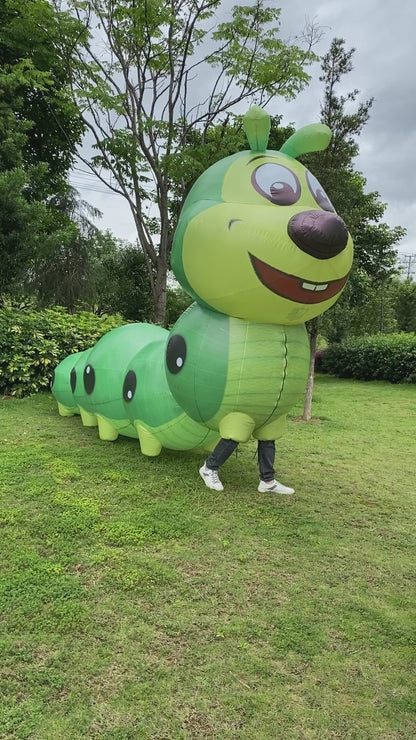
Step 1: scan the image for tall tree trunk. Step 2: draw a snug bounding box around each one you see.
[151,257,168,326]
[302,320,318,421]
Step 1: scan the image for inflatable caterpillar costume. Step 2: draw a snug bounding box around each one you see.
[52,107,354,456]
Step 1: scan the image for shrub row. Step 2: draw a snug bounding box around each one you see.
[318,333,416,383]
[0,307,126,397]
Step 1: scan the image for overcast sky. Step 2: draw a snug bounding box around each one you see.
[71,0,416,262]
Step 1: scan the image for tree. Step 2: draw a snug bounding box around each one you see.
[298,39,405,420]
[89,232,153,320]
[52,0,320,323]
[319,268,399,343]
[165,286,193,327]
[391,278,416,333]
[0,0,84,194]
[25,189,102,310]
[0,0,85,296]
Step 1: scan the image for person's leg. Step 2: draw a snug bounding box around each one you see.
[200,438,238,491]
[206,438,239,470]
[257,440,294,495]
[257,439,275,482]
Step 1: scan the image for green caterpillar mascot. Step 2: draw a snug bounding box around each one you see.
[52,107,353,462]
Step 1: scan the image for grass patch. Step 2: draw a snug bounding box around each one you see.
[0,376,415,738]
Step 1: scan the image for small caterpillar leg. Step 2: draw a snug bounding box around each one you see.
[136,424,163,457]
[57,402,77,417]
[97,416,119,442]
[79,407,98,427]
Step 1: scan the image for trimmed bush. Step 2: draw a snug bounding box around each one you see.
[320,333,416,384]
[0,307,127,397]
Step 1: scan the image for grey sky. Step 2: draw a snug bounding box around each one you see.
[71,0,416,258]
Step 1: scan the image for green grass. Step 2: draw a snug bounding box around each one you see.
[0,376,415,739]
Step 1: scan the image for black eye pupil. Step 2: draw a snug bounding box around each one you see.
[123,370,137,402]
[83,364,95,394]
[166,334,187,375]
[70,367,76,392]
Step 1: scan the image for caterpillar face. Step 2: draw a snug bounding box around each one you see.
[171,150,353,325]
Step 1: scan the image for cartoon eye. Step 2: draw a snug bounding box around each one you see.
[166,334,187,375]
[83,364,95,394]
[306,171,335,212]
[123,370,137,402]
[252,163,301,205]
[70,367,77,393]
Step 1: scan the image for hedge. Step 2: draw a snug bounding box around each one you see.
[0,307,127,397]
[318,333,416,383]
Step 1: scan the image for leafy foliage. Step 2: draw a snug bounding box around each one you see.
[301,39,404,284]
[319,333,416,383]
[0,0,85,296]
[0,306,125,397]
[89,234,154,320]
[54,0,319,321]
[392,278,416,333]
[165,286,193,327]
[319,268,399,343]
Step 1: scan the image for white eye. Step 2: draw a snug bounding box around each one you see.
[127,390,133,399]
[306,171,335,212]
[252,163,301,205]
[176,357,183,368]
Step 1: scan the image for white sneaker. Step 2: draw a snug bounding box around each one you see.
[199,464,224,492]
[258,479,294,495]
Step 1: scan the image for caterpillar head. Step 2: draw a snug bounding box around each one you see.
[171,106,354,325]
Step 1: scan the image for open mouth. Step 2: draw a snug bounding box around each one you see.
[249,253,349,304]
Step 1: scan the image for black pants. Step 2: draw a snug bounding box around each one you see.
[206,439,275,482]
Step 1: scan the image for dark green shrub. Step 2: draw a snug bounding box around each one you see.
[320,333,416,383]
[0,307,126,397]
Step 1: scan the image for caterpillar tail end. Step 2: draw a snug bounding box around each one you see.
[136,424,162,457]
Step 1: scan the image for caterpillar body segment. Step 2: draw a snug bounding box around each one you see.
[165,303,310,443]
[51,321,220,456]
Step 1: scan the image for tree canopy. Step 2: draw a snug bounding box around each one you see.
[52,0,320,322]
[0,0,86,297]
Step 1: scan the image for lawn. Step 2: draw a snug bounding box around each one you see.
[0,376,415,739]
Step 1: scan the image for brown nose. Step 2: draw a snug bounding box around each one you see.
[287,210,349,260]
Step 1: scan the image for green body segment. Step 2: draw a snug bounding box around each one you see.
[51,321,219,456]
[122,338,220,455]
[72,323,166,438]
[164,304,229,422]
[52,350,89,417]
[208,319,310,440]
[166,303,310,443]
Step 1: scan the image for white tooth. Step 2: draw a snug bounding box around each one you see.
[302,281,329,291]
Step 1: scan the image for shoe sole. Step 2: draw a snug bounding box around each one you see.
[257,487,294,495]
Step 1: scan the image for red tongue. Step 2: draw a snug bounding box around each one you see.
[249,253,348,304]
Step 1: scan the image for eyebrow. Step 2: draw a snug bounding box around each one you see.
[247,154,281,164]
